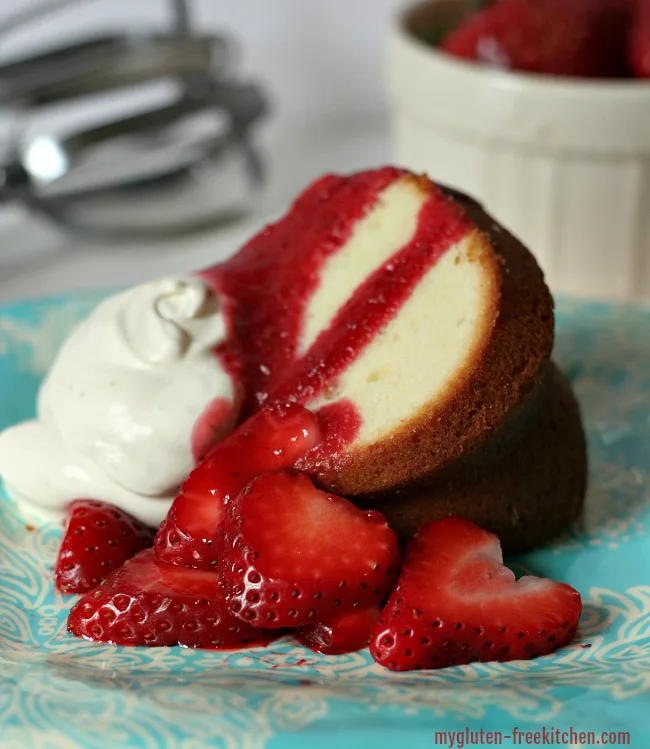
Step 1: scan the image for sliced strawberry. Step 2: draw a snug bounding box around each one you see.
[68,549,276,649]
[441,0,630,78]
[220,470,400,629]
[296,605,381,655]
[155,402,321,569]
[370,517,582,672]
[55,500,155,594]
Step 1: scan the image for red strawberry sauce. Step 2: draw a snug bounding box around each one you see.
[200,168,473,456]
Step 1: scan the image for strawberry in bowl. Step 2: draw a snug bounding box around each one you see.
[438,0,634,78]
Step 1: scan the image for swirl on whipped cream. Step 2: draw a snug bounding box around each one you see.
[0,278,238,526]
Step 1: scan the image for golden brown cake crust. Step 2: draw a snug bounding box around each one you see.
[306,181,556,498]
[362,361,587,554]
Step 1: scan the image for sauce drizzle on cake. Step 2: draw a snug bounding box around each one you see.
[202,168,473,457]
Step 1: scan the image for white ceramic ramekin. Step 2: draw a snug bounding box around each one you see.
[388,0,650,300]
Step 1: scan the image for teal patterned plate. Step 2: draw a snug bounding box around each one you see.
[1,293,649,749]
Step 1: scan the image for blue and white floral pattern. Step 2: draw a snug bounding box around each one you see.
[1,294,649,748]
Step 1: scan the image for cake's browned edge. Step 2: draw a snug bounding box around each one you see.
[365,361,588,554]
[308,178,555,496]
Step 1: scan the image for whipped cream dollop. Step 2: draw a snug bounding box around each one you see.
[0,277,238,526]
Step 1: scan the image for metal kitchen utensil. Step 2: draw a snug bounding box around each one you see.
[0,80,266,238]
[0,34,232,106]
[0,0,268,239]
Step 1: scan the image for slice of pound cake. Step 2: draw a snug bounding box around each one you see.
[202,167,586,552]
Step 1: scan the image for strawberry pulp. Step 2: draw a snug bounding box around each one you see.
[155,402,322,569]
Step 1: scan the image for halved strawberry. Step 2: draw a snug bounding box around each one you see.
[220,470,400,629]
[155,402,321,569]
[296,605,381,655]
[55,500,155,594]
[370,517,582,671]
[68,549,277,649]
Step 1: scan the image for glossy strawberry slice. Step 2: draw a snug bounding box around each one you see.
[155,402,321,569]
[55,500,155,594]
[370,517,582,671]
[68,549,276,649]
[220,470,400,629]
[296,605,381,655]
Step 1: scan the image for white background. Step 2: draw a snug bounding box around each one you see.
[0,0,407,301]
